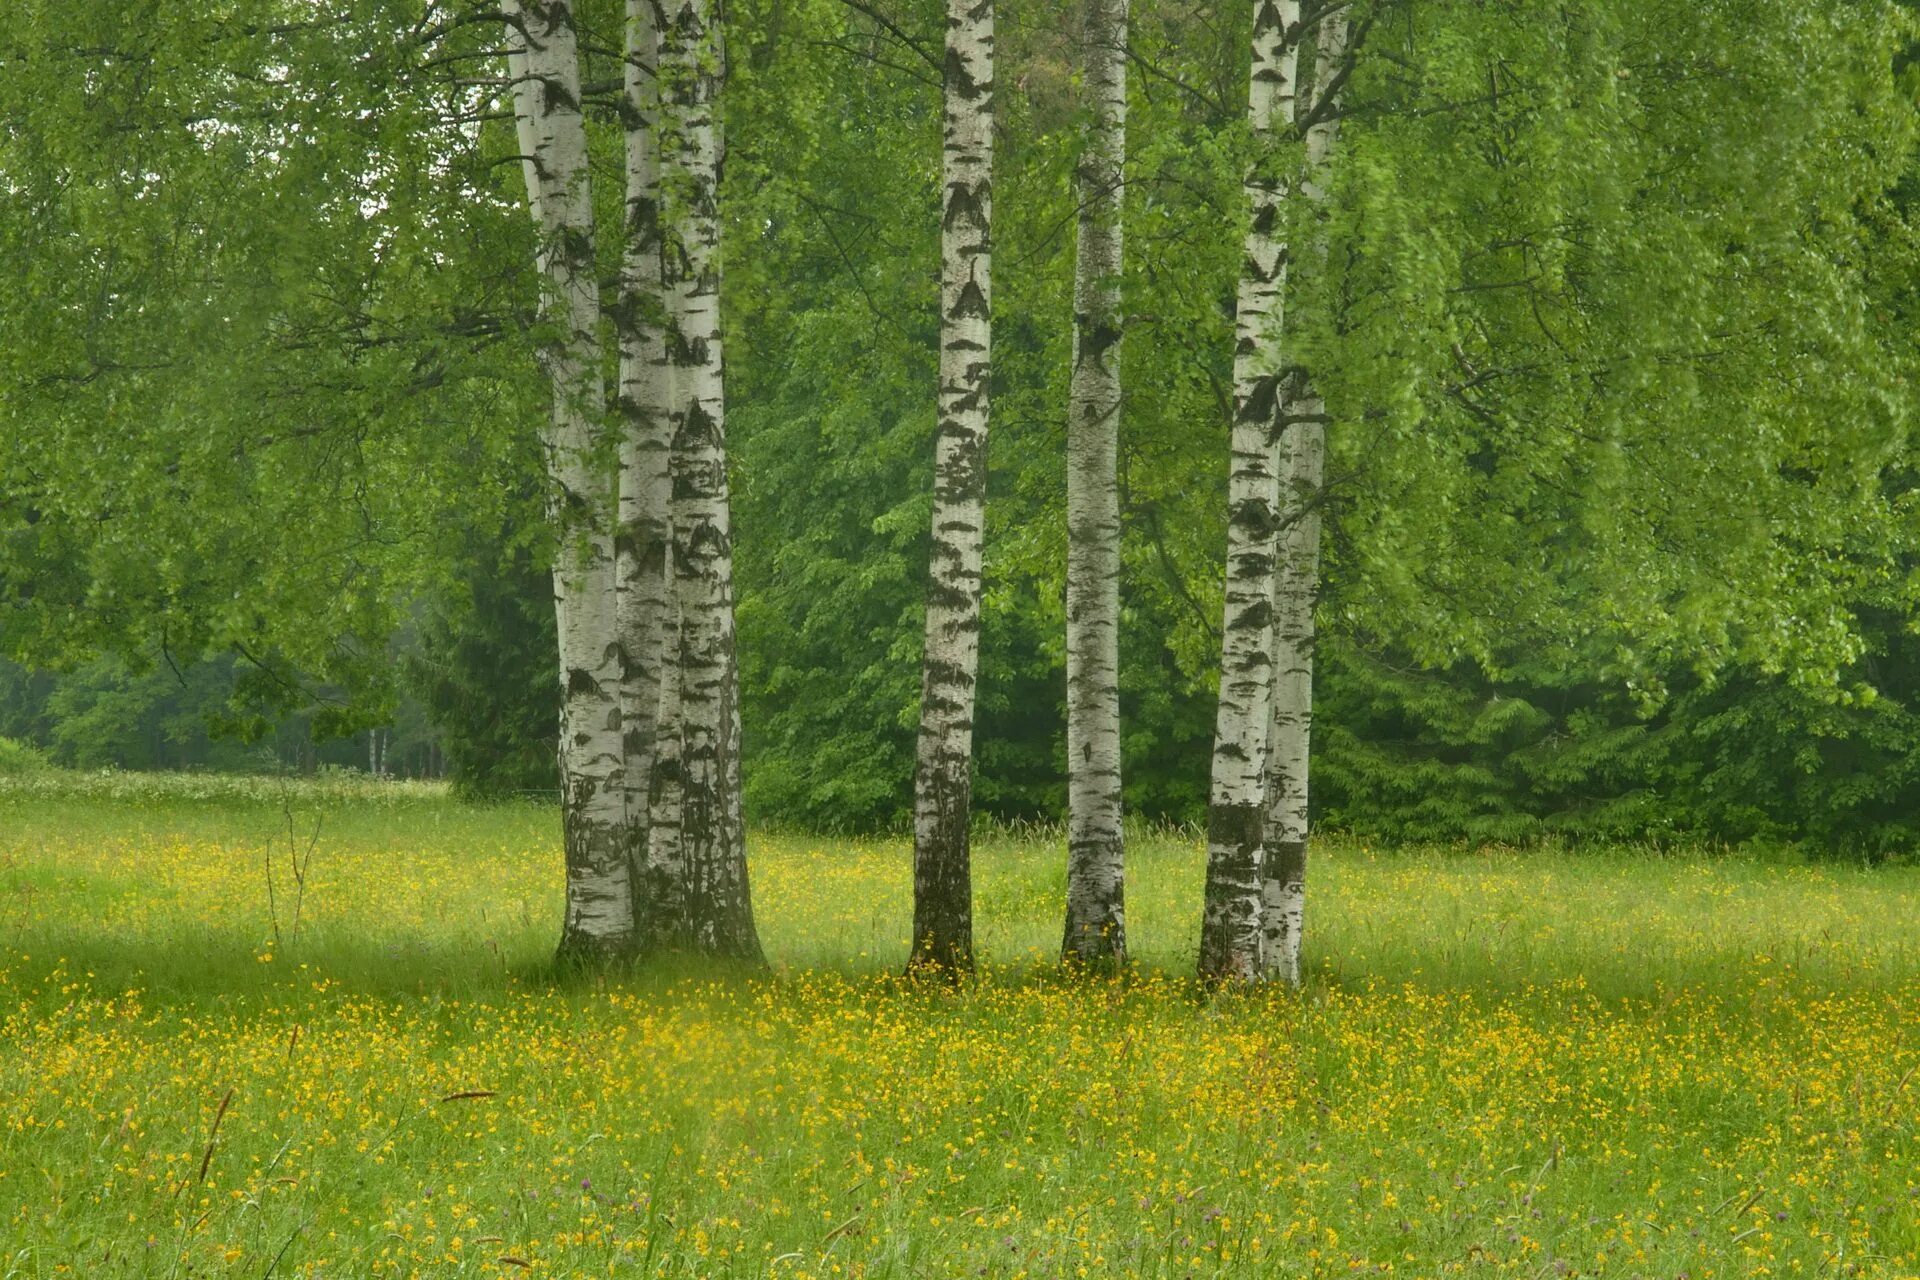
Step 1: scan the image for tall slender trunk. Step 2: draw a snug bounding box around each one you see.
[1257,416,1321,984]
[1061,0,1128,968]
[506,0,633,963]
[910,0,995,977]
[615,0,677,945]
[1197,0,1300,984]
[1259,6,1349,986]
[657,0,761,961]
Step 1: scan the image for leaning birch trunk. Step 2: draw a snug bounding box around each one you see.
[615,0,677,944]
[1061,0,1129,968]
[506,0,632,962]
[910,0,995,976]
[1197,0,1300,984]
[656,0,761,960]
[1259,6,1349,985]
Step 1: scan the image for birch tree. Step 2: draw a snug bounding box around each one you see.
[657,0,761,959]
[911,0,996,976]
[614,0,678,942]
[1258,6,1349,986]
[1061,0,1130,968]
[1197,0,1300,984]
[506,0,634,962]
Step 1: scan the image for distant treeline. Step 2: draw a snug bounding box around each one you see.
[7,529,1915,859]
[0,655,440,780]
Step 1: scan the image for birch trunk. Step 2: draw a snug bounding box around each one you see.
[615,0,677,945]
[1060,0,1129,969]
[1197,0,1300,984]
[657,0,761,961]
[1259,7,1349,986]
[1257,414,1321,985]
[647,603,687,939]
[506,0,633,962]
[910,0,995,977]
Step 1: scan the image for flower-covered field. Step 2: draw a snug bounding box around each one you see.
[1,773,1916,1278]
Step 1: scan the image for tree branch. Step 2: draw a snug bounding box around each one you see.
[831,0,941,75]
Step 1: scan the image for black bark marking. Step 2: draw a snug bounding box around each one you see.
[1198,801,1265,982]
[948,278,991,321]
[943,48,989,101]
[1077,316,1121,370]
[1237,372,1284,429]
[943,180,991,231]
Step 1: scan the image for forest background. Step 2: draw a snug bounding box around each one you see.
[4,0,1918,859]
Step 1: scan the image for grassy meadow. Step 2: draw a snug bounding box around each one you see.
[0,772,1916,1278]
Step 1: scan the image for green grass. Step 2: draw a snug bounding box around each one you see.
[1,771,1916,1278]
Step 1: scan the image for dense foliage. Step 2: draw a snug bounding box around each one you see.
[0,654,438,775]
[406,516,561,799]
[2,0,1917,851]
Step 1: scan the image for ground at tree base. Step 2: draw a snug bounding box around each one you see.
[0,772,1915,1278]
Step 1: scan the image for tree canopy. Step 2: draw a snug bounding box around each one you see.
[3,0,1916,852]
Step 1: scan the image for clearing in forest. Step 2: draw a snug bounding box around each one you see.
[1,774,1916,1278]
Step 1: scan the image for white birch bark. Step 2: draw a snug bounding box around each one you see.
[615,0,677,945]
[506,0,633,961]
[910,0,995,976]
[1198,0,1300,984]
[1257,413,1322,985]
[646,602,687,937]
[1259,6,1350,986]
[657,0,761,960]
[1061,0,1129,968]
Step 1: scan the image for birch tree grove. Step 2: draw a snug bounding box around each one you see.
[1259,6,1349,987]
[6,0,1913,996]
[1197,0,1300,984]
[1060,0,1130,968]
[911,0,996,976]
[657,0,761,959]
[615,0,678,944]
[506,0,634,962]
